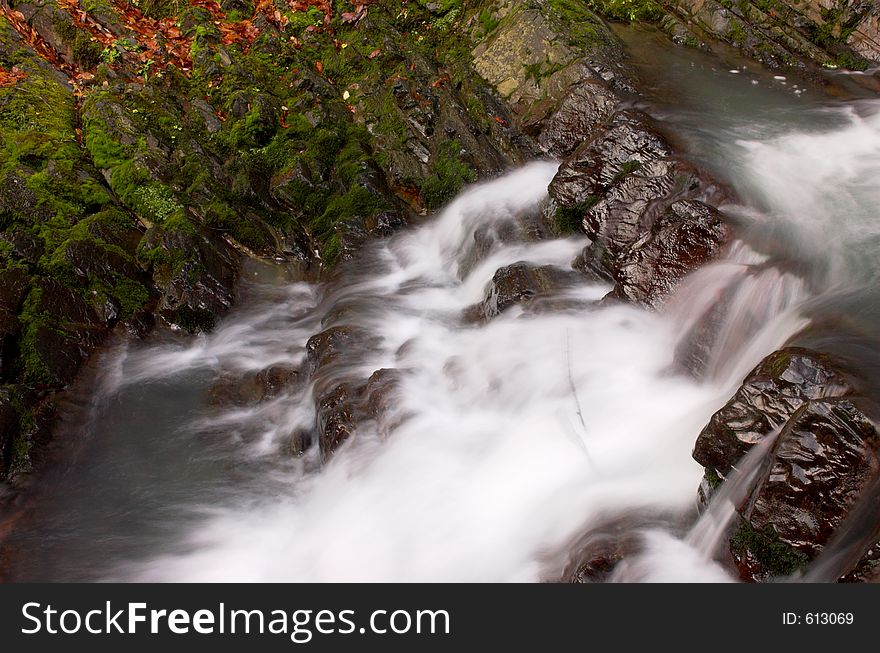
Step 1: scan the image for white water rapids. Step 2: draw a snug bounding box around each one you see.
[9,40,880,582]
[95,159,807,582]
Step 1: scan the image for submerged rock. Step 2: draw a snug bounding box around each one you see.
[207,364,301,407]
[314,368,404,460]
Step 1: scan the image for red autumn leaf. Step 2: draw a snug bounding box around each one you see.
[369,48,381,59]
[315,60,324,74]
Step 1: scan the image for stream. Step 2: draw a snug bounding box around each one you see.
[3,26,880,582]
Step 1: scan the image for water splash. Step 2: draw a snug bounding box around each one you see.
[79,162,799,583]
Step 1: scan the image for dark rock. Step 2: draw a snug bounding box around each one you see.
[0,309,20,374]
[744,398,879,559]
[365,210,408,237]
[362,368,403,427]
[148,228,239,332]
[537,79,617,157]
[207,364,301,407]
[316,381,360,458]
[570,242,615,283]
[313,368,404,459]
[0,172,53,224]
[1,229,45,266]
[695,346,880,580]
[549,111,731,307]
[479,262,583,319]
[694,347,855,478]
[0,388,20,477]
[306,326,365,374]
[549,110,673,213]
[0,266,30,312]
[58,240,141,286]
[612,200,730,307]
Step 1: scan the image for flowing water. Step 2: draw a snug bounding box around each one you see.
[3,28,880,582]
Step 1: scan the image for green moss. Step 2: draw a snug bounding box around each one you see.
[835,51,869,71]
[731,520,809,577]
[554,196,598,235]
[422,140,476,210]
[204,202,269,251]
[704,467,723,490]
[72,32,103,69]
[112,278,150,317]
[17,288,53,386]
[478,8,500,36]
[137,0,183,19]
[727,21,747,47]
[612,160,642,184]
[131,183,183,223]
[766,351,791,378]
[585,0,664,24]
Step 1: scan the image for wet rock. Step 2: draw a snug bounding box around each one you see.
[207,364,301,407]
[1,229,45,266]
[549,110,673,215]
[479,262,584,319]
[365,210,408,237]
[362,368,403,427]
[316,381,360,458]
[663,0,877,70]
[313,367,404,459]
[537,79,617,157]
[57,240,141,286]
[745,398,879,559]
[0,266,30,312]
[0,172,53,224]
[694,346,880,580]
[693,347,856,478]
[549,110,731,307]
[306,326,366,374]
[147,228,239,332]
[612,200,730,307]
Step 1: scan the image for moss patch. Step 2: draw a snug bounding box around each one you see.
[731,519,809,577]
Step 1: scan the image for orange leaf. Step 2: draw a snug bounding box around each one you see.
[315,60,324,74]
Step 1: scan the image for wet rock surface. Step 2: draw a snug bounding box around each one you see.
[694,347,856,477]
[695,347,880,580]
[549,109,732,307]
[660,0,880,72]
[478,262,587,320]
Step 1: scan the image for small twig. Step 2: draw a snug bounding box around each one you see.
[564,328,594,466]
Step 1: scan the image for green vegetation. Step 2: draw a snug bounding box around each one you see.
[585,0,665,23]
[554,197,598,235]
[421,141,476,210]
[731,520,809,577]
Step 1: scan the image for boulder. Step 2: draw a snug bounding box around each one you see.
[478,262,585,320]
[612,200,730,307]
[694,347,855,478]
[694,346,880,580]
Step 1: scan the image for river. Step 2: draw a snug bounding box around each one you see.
[3,26,879,582]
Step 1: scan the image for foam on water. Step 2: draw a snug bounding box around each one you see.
[92,162,803,582]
